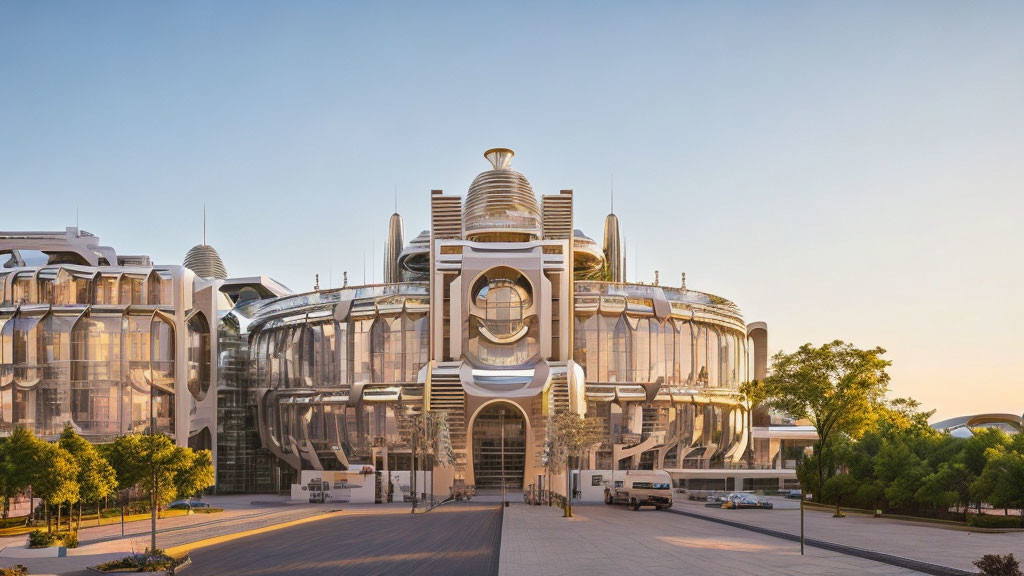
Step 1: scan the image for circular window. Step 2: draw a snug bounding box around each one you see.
[473,269,532,341]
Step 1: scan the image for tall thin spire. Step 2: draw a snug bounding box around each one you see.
[203,204,207,245]
[610,174,614,214]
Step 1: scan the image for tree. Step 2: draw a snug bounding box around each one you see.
[0,427,42,521]
[173,449,215,501]
[58,425,117,530]
[971,440,1024,527]
[106,434,200,551]
[823,473,858,517]
[916,462,973,520]
[738,380,767,468]
[32,443,80,533]
[763,340,891,499]
[550,411,604,518]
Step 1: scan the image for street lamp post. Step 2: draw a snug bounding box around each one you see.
[500,409,506,507]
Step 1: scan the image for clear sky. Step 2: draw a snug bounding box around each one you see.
[2,2,1021,420]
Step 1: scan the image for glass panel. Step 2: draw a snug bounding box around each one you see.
[694,324,708,387]
[352,319,372,384]
[403,314,429,382]
[632,317,650,382]
[0,313,13,432]
[94,275,119,305]
[125,313,151,434]
[38,313,75,436]
[707,327,720,388]
[151,316,175,436]
[71,314,122,436]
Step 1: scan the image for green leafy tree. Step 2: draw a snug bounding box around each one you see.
[58,425,117,530]
[0,427,42,520]
[550,411,604,518]
[916,461,973,520]
[763,340,891,499]
[823,473,858,517]
[173,449,215,500]
[106,434,202,551]
[971,439,1024,527]
[33,443,80,533]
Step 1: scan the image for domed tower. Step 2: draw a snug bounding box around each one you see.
[183,209,228,280]
[463,148,541,242]
[183,244,228,280]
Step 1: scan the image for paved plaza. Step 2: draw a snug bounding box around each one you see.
[673,497,1024,573]
[3,494,1023,575]
[500,502,925,576]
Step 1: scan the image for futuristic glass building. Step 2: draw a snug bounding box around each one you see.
[1,148,779,495]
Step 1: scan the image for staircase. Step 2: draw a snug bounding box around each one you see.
[429,362,466,451]
[547,367,570,414]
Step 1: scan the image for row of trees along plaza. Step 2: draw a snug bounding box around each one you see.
[0,425,214,551]
[753,340,1024,527]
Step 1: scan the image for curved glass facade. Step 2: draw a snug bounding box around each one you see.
[4,149,778,495]
[0,265,188,441]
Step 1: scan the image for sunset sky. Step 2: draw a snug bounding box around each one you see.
[2,1,1021,419]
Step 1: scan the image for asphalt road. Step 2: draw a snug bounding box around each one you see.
[186,504,503,576]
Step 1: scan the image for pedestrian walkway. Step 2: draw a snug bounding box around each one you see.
[499,502,921,576]
[0,495,337,575]
[673,496,1024,573]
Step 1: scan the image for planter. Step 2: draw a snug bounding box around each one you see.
[88,554,190,575]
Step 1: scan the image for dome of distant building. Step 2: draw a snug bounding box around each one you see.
[463,148,541,242]
[184,244,228,279]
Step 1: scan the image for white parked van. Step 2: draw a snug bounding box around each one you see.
[603,470,673,510]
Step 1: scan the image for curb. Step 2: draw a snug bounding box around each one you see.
[666,508,972,576]
[162,509,344,558]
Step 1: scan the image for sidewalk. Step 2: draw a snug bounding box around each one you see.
[499,502,921,575]
[0,495,337,575]
[673,496,1024,573]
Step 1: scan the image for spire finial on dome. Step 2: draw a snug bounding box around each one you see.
[484,147,515,170]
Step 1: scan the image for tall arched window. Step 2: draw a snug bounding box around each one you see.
[0,312,14,431]
[71,314,121,436]
[403,314,429,382]
[151,315,175,436]
[125,313,151,433]
[187,313,210,401]
[38,312,75,435]
[610,316,629,383]
[371,316,402,383]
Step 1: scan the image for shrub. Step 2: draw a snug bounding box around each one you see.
[58,530,78,548]
[27,530,57,548]
[93,550,179,573]
[0,565,28,576]
[967,515,1024,529]
[974,554,1022,576]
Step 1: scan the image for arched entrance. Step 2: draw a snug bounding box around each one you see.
[472,402,527,489]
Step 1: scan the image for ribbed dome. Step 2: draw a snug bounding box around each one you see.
[184,244,228,280]
[463,148,541,242]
